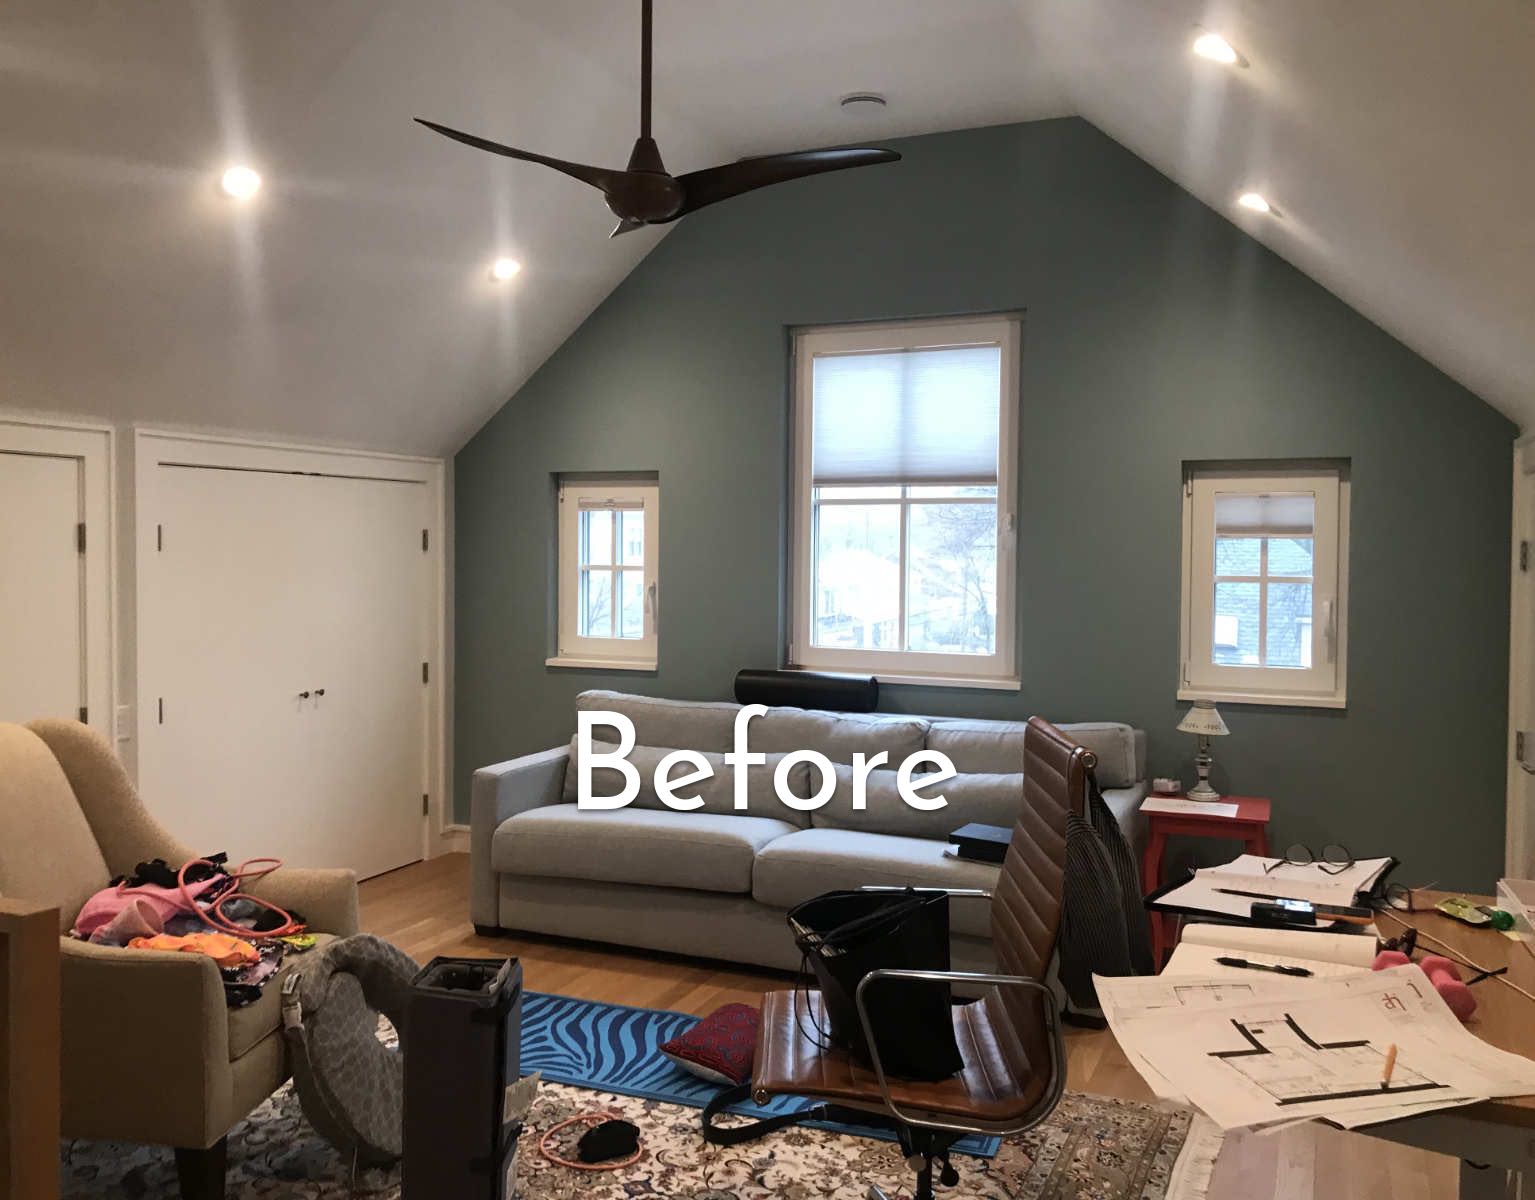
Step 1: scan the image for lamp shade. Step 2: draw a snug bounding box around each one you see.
[1177,700,1229,737]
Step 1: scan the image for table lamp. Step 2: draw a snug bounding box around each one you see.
[1177,699,1229,801]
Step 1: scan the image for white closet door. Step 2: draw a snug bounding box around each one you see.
[139,464,428,879]
[0,451,83,723]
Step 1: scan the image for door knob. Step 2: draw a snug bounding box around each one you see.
[298,691,311,700]
[315,688,326,697]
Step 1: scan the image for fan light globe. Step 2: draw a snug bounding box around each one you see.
[490,258,522,281]
[219,165,262,199]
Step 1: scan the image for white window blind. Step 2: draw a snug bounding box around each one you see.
[811,345,1002,485]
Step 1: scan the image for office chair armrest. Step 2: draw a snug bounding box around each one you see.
[855,885,993,901]
[852,968,1065,1137]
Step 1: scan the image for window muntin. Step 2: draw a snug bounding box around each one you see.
[790,317,1019,686]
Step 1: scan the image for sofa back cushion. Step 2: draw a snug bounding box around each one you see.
[562,738,814,827]
[576,690,740,753]
[924,718,1142,788]
[809,766,1024,841]
[750,708,928,765]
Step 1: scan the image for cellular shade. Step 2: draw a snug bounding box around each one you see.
[1214,492,1314,536]
[811,344,1001,485]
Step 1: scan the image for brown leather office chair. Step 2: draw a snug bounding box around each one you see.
[752,716,1095,1200]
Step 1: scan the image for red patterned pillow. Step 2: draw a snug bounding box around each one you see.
[659,1003,760,1085]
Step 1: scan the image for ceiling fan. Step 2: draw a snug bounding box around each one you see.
[415,0,900,238]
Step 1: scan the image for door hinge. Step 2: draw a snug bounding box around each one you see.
[1518,731,1535,774]
[78,705,88,723]
[422,529,429,552]
[1521,541,1529,573]
[156,523,164,552]
[421,661,429,684]
[157,697,164,724]
[76,522,86,553]
[422,793,430,817]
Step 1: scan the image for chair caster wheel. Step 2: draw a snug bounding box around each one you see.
[906,1154,926,1171]
[940,1164,960,1187]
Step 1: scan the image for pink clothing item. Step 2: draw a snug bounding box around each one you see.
[73,875,225,939]
[87,896,165,945]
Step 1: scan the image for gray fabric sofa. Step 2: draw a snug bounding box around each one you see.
[470,690,1148,974]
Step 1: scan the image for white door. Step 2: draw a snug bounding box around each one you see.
[0,450,84,723]
[138,463,430,879]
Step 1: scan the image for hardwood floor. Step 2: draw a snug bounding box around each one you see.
[360,854,1457,1199]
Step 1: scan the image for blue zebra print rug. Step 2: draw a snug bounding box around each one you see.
[518,991,1001,1158]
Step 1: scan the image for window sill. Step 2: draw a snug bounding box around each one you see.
[546,656,657,672]
[1177,685,1346,710]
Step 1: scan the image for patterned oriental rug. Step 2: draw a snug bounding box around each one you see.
[60,992,1224,1199]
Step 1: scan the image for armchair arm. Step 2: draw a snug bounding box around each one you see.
[59,939,231,1147]
[247,866,359,936]
[470,745,569,927]
[853,968,1065,1137]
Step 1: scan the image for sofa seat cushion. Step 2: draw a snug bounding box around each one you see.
[227,932,339,1060]
[494,805,799,895]
[752,829,1000,938]
[811,767,1023,841]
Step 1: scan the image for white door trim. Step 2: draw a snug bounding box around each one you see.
[1508,441,1532,878]
[0,414,115,741]
[132,429,448,864]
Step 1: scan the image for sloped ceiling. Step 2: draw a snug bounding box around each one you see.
[1,1,1529,455]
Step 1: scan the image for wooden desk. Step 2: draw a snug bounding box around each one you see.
[1,899,59,1200]
[1364,891,1535,1197]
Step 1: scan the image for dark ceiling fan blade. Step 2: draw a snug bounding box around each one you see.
[414,118,625,193]
[670,147,900,222]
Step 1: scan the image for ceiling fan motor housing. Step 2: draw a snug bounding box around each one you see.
[611,137,684,221]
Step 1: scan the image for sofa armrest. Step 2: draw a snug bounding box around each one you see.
[60,938,231,1146]
[470,746,569,926]
[247,866,359,937]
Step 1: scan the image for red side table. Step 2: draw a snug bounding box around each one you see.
[1140,796,1271,965]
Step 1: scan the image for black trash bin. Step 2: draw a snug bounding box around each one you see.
[402,956,523,1200]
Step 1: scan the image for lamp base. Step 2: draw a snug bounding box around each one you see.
[1186,782,1223,802]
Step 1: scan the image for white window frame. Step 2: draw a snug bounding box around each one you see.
[549,481,659,671]
[788,315,1020,690]
[1179,466,1349,708]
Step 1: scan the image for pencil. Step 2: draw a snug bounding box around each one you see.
[1381,1043,1398,1089]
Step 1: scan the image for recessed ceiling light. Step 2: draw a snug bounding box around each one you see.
[839,92,887,113]
[1237,191,1272,214]
[219,165,262,199]
[490,257,522,281]
[1192,32,1245,66]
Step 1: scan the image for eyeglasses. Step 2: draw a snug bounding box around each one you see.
[1263,843,1355,875]
[1378,881,1438,913]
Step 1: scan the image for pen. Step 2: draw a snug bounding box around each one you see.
[1213,955,1314,977]
[1381,1043,1398,1089]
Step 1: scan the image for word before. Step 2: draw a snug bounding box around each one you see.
[576,707,957,813]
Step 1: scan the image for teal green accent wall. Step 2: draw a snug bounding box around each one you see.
[454,118,1515,889]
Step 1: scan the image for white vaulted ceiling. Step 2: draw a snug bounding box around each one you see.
[1,1,1530,454]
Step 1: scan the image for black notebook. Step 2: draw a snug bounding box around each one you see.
[949,822,1012,864]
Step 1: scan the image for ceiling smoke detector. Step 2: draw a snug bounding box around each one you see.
[839,92,888,113]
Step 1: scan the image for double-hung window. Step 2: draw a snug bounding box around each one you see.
[551,480,658,670]
[789,316,1020,687]
[1179,466,1349,707]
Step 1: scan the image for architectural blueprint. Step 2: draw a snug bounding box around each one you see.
[1097,964,1535,1129]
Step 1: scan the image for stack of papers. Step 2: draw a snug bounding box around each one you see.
[1096,938,1535,1131]
[1152,853,1394,920]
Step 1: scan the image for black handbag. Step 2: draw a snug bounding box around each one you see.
[787,889,964,1082]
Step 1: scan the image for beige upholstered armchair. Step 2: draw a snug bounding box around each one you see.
[0,719,358,1200]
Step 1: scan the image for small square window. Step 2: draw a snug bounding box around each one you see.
[550,481,658,670]
[1179,467,1349,707]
